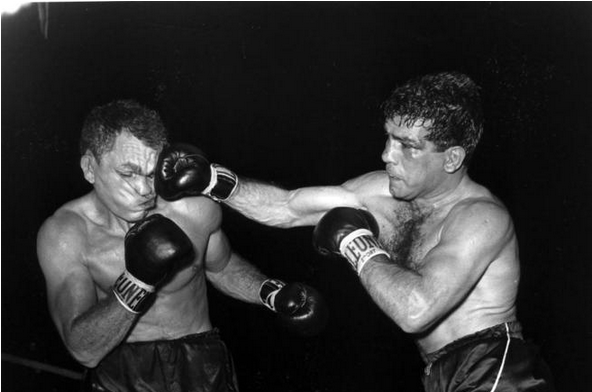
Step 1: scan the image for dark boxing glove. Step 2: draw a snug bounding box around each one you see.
[260,279,329,337]
[155,143,238,202]
[113,214,195,313]
[313,207,390,275]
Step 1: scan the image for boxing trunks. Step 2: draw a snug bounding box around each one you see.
[421,321,555,392]
[82,329,239,392]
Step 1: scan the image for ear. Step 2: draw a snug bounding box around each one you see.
[80,152,96,184]
[443,146,466,173]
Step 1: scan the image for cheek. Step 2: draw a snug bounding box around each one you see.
[401,154,422,173]
[402,158,432,184]
[96,175,134,202]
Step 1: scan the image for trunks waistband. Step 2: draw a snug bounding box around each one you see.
[124,328,221,346]
[422,321,523,365]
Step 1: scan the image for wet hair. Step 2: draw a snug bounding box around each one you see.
[381,72,484,165]
[79,99,169,161]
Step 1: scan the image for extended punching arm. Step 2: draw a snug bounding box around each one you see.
[155,143,238,202]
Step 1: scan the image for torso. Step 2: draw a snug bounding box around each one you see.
[356,171,519,353]
[66,193,219,342]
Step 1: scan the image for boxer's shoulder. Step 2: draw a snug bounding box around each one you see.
[447,181,510,222]
[342,170,391,201]
[155,196,222,237]
[37,199,91,271]
[441,196,513,246]
[40,197,89,238]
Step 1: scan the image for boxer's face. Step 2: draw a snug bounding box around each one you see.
[381,117,447,201]
[82,131,161,223]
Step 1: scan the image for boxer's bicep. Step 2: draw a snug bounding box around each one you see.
[228,178,364,228]
[281,171,390,226]
[52,268,98,341]
[204,229,264,303]
[37,216,97,340]
[203,228,232,274]
[282,185,362,226]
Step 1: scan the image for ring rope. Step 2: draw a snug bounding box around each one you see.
[1,352,83,380]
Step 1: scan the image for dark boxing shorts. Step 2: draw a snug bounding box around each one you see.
[82,329,239,392]
[421,322,555,392]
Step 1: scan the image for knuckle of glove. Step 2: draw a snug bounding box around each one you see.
[175,167,209,193]
[277,285,329,337]
[275,283,306,314]
[125,214,195,285]
[314,207,366,255]
[155,143,212,200]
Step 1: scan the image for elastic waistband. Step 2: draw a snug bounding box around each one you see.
[422,321,523,365]
[125,328,221,346]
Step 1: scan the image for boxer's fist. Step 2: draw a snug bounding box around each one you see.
[313,207,390,274]
[155,143,238,202]
[113,214,195,313]
[260,279,329,337]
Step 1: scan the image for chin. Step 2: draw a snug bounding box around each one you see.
[126,210,150,223]
[389,188,413,202]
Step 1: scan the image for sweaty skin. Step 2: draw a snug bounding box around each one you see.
[226,118,519,355]
[37,132,265,367]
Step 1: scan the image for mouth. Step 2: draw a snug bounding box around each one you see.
[139,198,156,209]
[385,164,405,181]
[386,169,402,181]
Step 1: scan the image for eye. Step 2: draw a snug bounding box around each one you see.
[118,171,134,178]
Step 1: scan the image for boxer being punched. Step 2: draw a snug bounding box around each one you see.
[37,99,327,392]
[170,73,555,391]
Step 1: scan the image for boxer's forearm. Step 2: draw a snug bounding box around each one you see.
[224,178,299,227]
[64,294,136,368]
[360,259,435,334]
[206,252,267,304]
[226,178,357,228]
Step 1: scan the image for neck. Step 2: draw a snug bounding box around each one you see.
[89,191,135,233]
[412,171,471,212]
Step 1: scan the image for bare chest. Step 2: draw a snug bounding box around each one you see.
[82,228,206,297]
[370,204,444,268]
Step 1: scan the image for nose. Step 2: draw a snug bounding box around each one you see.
[133,176,155,198]
[381,139,398,164]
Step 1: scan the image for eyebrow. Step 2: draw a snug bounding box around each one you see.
[389,133,424,147]
[118,162,154,176]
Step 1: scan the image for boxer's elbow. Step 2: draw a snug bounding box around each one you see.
[397,314,433,334]
[63,333,103,368]
[77,354,101,369]
[396,292,437,334]
[66,344,102,368]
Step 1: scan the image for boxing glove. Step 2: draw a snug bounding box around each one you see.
[113,214,195,313]
[260,279,329,337]
[155,143,238,202]
[313,207,390,275]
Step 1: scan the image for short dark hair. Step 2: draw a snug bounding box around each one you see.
[79,99,169,160]
[381,72,484,165]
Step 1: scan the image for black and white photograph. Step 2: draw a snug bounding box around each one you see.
[2,2,591,391]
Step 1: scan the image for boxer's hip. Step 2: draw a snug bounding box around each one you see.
[82,328,239,392]
[421,321,555,392]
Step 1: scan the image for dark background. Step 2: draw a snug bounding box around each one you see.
[2,2,591,391]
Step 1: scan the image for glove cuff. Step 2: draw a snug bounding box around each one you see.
[113,270,156,314]
[259,279,286,312]
[203,164,238,202]
[339,229,390,275]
